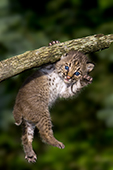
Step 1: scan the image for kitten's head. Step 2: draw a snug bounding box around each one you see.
[55,50,94,84]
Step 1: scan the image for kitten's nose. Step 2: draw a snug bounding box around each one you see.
[66,75,71,79]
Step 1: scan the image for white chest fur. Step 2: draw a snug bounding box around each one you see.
[41,65,81,106]
[48,70,67,104]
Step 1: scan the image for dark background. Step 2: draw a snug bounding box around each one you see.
[0,0,113,169]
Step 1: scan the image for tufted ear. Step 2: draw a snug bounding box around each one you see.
[86,63,94,72]
[61,53,68,60]
[61,50,77,60]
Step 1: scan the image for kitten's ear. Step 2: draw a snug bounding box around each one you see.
[61,53,68,60]
[86,63,94,72]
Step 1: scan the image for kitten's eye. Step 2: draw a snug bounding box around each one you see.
[74,71,80,76]
[65,66,69,70]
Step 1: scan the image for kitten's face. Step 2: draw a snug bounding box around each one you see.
[55,51,94,84]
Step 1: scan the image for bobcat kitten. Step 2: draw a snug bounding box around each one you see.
[13,41,94,163]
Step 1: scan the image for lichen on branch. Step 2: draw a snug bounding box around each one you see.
[0,34,113,82]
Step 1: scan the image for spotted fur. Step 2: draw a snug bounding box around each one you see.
[13,43,94,163]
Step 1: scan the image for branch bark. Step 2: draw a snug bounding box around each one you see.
[0,34,113,82]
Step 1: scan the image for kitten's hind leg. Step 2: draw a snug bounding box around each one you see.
[36,111,65,149]
[22,119,37,163]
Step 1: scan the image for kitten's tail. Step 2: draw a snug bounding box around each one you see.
[13,104,22,126]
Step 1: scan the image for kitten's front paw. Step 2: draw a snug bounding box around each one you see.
[48,40,60,46]
[80,75,93,87]
[83,75,93,84]
[25,153,37,163]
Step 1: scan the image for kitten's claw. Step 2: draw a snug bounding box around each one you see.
[49,40,60,46]
[25,154,37,163]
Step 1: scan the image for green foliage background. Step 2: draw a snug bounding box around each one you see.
[0,0,113,169]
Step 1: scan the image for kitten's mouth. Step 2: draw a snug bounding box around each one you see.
[64,76,72,84]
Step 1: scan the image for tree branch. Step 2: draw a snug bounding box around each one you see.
[0,34,113,82]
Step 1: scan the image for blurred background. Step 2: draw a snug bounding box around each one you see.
[0,0,113,169]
